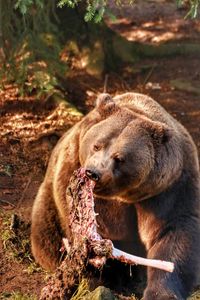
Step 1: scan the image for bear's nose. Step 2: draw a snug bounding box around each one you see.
[85,169,100,182]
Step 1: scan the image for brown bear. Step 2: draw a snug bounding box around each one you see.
[31,92,200,300]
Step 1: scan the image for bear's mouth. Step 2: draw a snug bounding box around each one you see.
[93,185,105,194]
[94,184,109,194]
[93,184,118,197]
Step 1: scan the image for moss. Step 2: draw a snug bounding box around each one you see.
[188,289,200,300]
[0,291,37,300]
[70,278,90,300]
[0,213,42,274]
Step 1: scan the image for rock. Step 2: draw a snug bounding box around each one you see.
[170,79,200,95]
[83,286,117,300]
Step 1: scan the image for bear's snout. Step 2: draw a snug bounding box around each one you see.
[85,168,101,182]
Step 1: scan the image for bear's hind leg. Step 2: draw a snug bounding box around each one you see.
[31,183,63,271]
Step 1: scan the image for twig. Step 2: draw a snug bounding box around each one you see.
[17,176,32,208]
[103,74,109,93]
[0,199,15,210]
[143,64,156,85]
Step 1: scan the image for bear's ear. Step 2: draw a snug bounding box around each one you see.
[143,120,172,144]
[150,122,172,144]
[96,93,118,116]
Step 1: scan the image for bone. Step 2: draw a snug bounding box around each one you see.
[112,247,174,273]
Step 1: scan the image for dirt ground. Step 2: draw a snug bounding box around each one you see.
[0,1,200,299]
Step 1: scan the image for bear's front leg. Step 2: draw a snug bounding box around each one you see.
[143,270,184,300]
[144,287,181,300]
[143,225,199,300]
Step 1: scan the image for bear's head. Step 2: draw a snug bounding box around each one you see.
[79,95,179,202]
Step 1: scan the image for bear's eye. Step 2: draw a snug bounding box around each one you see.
[113,156,124,164]
[93,144,101,151]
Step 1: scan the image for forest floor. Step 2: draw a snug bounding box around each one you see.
[0,1,200,299]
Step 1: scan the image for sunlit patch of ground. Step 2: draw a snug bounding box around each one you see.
[0,85,82,143]
[108,0,200,44]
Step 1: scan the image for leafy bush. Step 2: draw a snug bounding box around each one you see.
[0,1,65,96]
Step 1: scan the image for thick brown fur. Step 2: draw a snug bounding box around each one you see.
[31,93,200,299]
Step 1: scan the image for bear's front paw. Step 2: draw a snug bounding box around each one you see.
[143,287,183,300]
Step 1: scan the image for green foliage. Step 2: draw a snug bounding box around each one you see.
[0,291,37,300]
[0,0,65,96]
[58,0,81,8]
[58,0,135,23]
[186,0,200,18]
[70,278,90,300]
[176,0,200,18]
[1,213,42,274]
[15,0,44,14]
